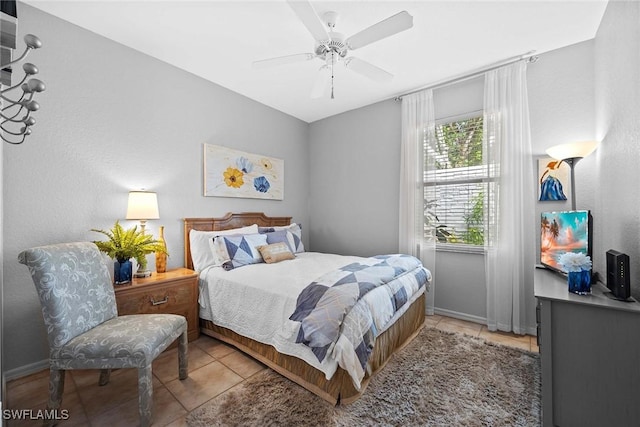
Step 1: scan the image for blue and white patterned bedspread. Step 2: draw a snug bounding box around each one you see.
[288,254,430,389]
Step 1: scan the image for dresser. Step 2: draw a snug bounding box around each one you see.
[534,266,640,426]
[115,268,200,342]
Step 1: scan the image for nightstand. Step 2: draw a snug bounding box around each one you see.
[114,267,200,342]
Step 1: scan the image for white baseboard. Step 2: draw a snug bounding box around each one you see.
[433,307,487,325]
[4,359,48,382]
[432,307,537,336]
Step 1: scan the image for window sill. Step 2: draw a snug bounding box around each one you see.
[436,243,486,255]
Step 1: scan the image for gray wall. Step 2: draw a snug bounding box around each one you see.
[3,4,310,375]
[309,40,597,332]
[308,99,401,257]
[593,1,640,299]
[529,40,596,266]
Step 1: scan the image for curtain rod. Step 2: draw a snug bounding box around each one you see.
[394,51,539,101]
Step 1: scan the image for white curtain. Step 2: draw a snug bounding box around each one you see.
[399,90,436,315]
[484,61,535,334]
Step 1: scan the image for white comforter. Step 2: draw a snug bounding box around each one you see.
[198,252,428,386]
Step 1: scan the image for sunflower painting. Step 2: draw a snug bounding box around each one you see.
[204,144,284,200]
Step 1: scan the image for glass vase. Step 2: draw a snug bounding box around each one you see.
[568,269,591,295]
[114,259,132,285]
[155,225,167,273]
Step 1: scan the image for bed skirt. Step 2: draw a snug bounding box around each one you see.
[199,292,426,405]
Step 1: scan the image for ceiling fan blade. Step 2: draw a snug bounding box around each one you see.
[286,0,330,43]
[345,57,393,82]
[346,11,413,50]
[252,53,315,69]
[311,66,331,98]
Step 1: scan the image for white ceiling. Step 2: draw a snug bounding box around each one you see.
[24,0,608,123]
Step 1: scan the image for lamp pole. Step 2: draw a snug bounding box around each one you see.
[563,157,582,210]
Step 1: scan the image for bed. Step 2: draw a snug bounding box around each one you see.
[183,212,430,404]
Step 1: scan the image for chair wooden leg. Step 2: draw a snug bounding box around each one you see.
[178,330,188,380]
[98,369,111,386]
[138,365,153,427]
[45,368,65,427]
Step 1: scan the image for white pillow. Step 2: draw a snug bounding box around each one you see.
[274,222,298,230]
[259,223,298,232]
[189,224,259,271]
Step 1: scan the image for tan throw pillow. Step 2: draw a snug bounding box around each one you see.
[257,242,295,264]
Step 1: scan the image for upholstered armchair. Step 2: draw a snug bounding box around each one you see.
[18,242,188,427]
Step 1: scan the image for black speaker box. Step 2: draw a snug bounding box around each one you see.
[606,249,630,300]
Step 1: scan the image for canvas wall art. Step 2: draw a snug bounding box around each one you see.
[540,210,592,273]
[538,157,570,202]
[204,144,284,200]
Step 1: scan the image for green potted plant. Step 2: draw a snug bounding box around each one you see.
[92,220,168,284]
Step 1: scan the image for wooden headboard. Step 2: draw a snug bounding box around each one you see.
[183,212,292,270]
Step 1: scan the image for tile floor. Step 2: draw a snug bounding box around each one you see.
[5,315,538,426]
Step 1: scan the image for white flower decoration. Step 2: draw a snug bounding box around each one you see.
[558,252,592,272]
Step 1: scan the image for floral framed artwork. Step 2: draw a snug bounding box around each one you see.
[538,157,570,201]
[204,144,284,200]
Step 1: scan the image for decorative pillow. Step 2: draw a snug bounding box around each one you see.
[257,242,295,264]
[213,233,268,270]
[262,229,294,252]
[258,223,304,253]
[286,223,305,253]
[189,224,259,271]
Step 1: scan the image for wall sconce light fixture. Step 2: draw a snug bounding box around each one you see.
[1,33,45,144]
[1,0,46,144]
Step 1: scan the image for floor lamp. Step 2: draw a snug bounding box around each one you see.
[546,141,599,210]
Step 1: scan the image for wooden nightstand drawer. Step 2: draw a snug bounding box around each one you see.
[115,268,199,342]
[118,283,193,314]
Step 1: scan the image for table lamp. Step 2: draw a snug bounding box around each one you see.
[126,190,159,277]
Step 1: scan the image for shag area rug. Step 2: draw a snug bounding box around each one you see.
[187,328,541,426]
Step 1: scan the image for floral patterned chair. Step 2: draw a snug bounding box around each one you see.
[18,242,188,427]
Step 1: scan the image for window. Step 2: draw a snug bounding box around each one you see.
[423,114,488,249]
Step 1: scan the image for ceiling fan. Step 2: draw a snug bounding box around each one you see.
[253,0,413,99]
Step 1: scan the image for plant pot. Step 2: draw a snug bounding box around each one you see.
[568,269,591,295]
[114,259,133,285]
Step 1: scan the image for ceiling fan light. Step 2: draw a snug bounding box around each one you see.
[259,1,411,100]
[322,11,339,29]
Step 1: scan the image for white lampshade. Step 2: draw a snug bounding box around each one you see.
[546,140,599,161]
[126,191,159,220]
